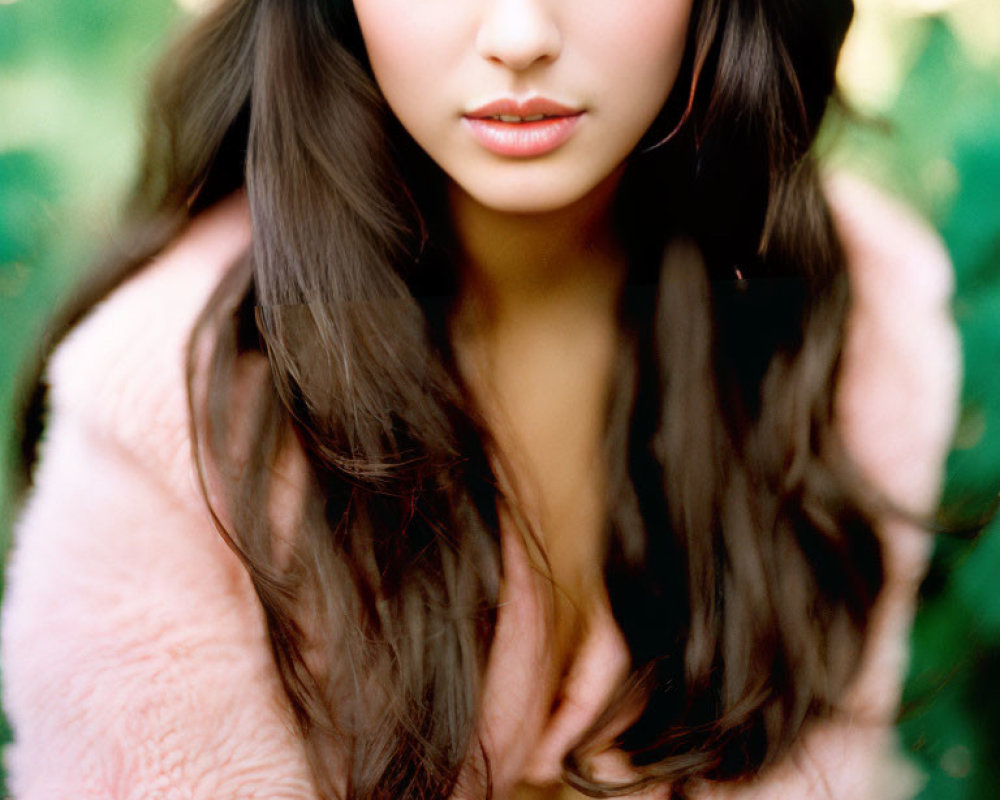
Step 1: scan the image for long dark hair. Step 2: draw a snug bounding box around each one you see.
[16,0,884,798]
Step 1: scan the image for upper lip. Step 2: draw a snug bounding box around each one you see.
[465,97,583,119]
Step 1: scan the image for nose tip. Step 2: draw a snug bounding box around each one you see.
[476,0,562,72]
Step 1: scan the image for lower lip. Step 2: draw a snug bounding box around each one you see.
[462,114,584,157]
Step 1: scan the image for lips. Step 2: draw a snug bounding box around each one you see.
[465,97,583,121]
[463,97,585,157]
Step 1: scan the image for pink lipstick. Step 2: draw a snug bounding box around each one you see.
[463,98,584,158]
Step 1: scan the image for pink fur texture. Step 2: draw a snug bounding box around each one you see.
[1,176,960,799]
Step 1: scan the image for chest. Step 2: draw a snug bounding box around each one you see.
[456,319,638,797]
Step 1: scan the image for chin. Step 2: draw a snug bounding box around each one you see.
[472,192,586,215]
[456,172,609,216]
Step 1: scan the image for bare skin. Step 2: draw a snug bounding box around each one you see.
[449,166,627,686]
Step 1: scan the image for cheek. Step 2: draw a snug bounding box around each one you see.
[352,1,468,113]
[354,2,434,112]
[585,0,693,108]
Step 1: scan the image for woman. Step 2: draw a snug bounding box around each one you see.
[1,0,959,798]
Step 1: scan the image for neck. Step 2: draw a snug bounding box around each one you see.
[448,169,628,330]
[446,174,628,618]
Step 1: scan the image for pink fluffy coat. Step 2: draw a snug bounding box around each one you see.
[1,175,961,799]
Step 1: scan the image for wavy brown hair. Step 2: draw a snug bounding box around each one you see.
[16,0,884,798]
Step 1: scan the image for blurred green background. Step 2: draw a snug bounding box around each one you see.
[0,0,998,796]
